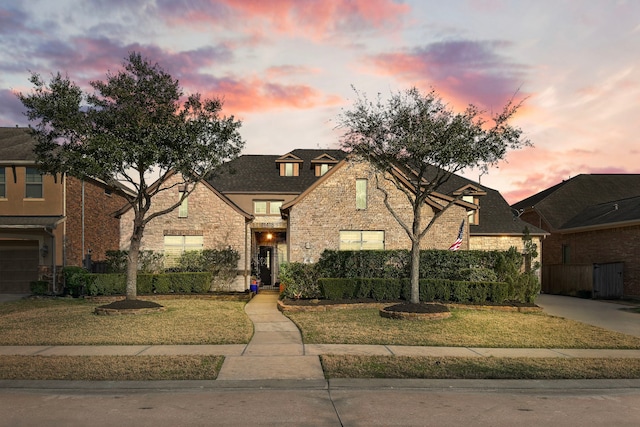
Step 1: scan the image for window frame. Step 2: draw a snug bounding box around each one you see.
[355,179,367,210]
[25,167,43,199]
[163,235,204,267]
[178,191,188,218]
[339,230,385,251]
[0,167,5,198]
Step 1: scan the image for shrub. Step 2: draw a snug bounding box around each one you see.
[280,262,320,299]
[105,250,164,273]
[86,274,124,296]
[319,278,357,300]
[63,266,90,296]
[30,280,49,295]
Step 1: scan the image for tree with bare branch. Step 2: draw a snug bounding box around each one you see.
[339,87,530,304]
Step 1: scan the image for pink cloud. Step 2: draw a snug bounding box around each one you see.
[368,40,530,112]
[157,0,409,39]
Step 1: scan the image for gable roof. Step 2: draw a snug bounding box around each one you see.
[0,127,37,164]
[511,174,640,230]
[207,149,348,194]
[436,172,547,236]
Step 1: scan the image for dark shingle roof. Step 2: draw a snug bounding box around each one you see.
[511,174,640,229]
[437,173,546,236]
[0,127,37,163]
[561,196,640,229]
[207,149,348,193]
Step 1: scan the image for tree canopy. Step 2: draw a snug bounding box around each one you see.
[18,52,244,299]
[339,86,530,303]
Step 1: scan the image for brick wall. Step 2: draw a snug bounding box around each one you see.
[119,174,248,291]
[287,160,468,263]
[65,177,126,266]
[559,226,640,298]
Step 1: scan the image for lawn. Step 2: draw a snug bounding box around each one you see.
[0,298,253,345]
[284,306,640,349]
[2,297,640,381]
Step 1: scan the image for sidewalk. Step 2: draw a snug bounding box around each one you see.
[1,291,639,381]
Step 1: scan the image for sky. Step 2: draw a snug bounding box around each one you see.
[1,0,639,204]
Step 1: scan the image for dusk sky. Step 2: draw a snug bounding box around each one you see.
[1,0,639,204]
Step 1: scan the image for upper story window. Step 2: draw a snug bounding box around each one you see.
[254,200,283,216]
[462,195,478,225]
[356,179,367,210]
[25,167,43,199]
[178,190,188,218]
[269,201,283,215]
[276,153,303,176]
[0,167,5,198]
[318,164,332,176]
[284,163,295,176]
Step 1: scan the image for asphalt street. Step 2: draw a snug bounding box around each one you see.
[1,380,640,426]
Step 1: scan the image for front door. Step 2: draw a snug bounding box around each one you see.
[258,246,273,285]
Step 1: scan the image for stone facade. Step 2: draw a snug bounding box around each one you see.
[119,173,249,291]
[287,160,468,263]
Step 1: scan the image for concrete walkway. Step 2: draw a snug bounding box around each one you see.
[216,291,325,380]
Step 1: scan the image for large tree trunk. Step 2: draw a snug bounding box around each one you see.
[126,237,140,300]
[126,217,145,300]
[409,238,421,304]
[409,206,422,304]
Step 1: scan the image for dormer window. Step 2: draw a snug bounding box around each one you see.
[284,163,295,176]
[454,184,486,226]
[311,153,339,176]
[276,153,303,177]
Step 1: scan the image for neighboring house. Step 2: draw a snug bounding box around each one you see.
[0,127,128,293]
[512,174,640,299]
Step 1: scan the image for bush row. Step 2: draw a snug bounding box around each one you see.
[317,249,516,280]
[65,271,213,296]
[318,278,509,304]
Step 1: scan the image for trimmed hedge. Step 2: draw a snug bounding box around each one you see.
[318,277,508,304]
[85,272,213,296]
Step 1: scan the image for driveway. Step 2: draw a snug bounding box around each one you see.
[536,294,640,338]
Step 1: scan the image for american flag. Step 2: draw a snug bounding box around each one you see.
[448,219,464,251]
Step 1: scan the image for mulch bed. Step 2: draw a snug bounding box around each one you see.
[94,299,166,315]
[279,298,541,313]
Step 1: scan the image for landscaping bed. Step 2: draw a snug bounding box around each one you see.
[279,298,541,313]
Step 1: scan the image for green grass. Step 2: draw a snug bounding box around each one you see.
[0,298,253,345]
[0,355,223,380]
[285,306,640,349]
[321,355,640,379]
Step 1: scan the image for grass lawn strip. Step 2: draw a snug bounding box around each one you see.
[0,355,224,380]
[0,299,253,345]
[285,307,640,349]
[321,355,640,379]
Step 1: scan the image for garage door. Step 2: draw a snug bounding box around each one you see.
[0,240,39,293]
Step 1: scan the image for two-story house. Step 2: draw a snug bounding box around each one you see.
[0,127,128,293]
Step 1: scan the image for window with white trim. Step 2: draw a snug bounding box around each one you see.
[339,231,384,250]
[355,179,367,210]
[284,163,294,176]
[163,235,203,267]
[178,191,188,218]
[269,201,283,215]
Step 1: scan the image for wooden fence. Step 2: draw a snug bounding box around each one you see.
[542,264,593,296]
